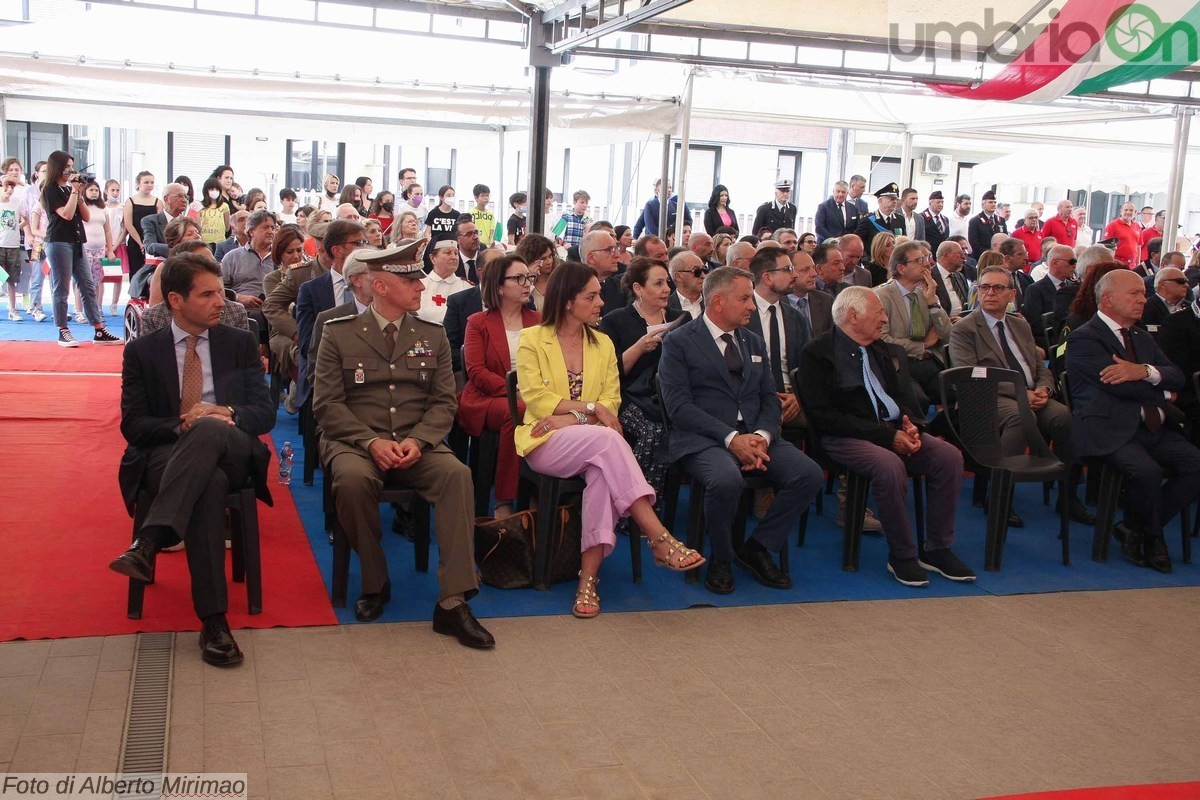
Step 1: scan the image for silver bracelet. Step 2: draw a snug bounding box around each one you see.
[570,409,588,425]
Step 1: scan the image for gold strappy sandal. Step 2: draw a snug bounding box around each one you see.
[572,573,600,619]
[647,531,706,572]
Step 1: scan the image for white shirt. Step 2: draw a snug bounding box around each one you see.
[700,312,772,448]
[675,290,702,320]
[419,271,471,325]
[506,328,522,371]
[947,210,970,240]
[903,211,917,238]
[171,321,215,405]
[754,291,790,391]
[279,213,297,225]
[984,312,1032,387]
[937,265,964,317]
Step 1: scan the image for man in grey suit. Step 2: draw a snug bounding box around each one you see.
[874,240,950,408]
[142,183,191,258]
[949,265,1094,525]
[837,234,873,288]
[658,267,823,595]
[787,250,832,338]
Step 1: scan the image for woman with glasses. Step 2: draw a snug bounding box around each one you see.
[798,231,817,255]
[514,233,556,312]
[516,262,704,618]
[865,231,895,287]
[457,255,541,519]
[598,256,689,529]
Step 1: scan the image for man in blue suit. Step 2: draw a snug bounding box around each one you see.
[295,220,367,405]
[633,179,691,239]
[1066,269,1200,573]
[814,180,861,243]
[743,247,808,429]
[658,266,823,595]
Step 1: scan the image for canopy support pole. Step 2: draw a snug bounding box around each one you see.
[659,135,671,235]
[0,95,7,162]
[900,130,913,189]
[1164,106,1191,253]
[527,66,551,236]
[674,68,695,243]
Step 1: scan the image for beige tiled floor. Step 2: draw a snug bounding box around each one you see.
[3,589,1200,799]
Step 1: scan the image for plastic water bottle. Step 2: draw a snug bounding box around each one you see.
[278,442,294,485]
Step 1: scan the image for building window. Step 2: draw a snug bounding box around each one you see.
[286,140,345,192]
[673,144,721,212]
[777,150,802,193]
[870,156,901,194]
[4,121,67,177]
[167,133,231,186]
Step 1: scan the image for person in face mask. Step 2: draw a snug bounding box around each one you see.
[507,191,528,247]
[317,173,340,215]
[368,191,395,238]
[198,177,232,251]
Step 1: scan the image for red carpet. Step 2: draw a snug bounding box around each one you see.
[983,782,1200,799]
[0,340,126,373]
[0,344,336,641]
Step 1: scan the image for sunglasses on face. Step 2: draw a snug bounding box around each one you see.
[1161,278,1189,285]
[681,268,709,278]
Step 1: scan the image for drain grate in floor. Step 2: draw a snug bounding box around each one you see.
[118,631,175,775]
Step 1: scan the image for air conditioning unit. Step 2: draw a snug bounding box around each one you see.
[923,153,952,175]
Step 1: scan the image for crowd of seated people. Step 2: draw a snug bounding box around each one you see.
[87,161,1200,668]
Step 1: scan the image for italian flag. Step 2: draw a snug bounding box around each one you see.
[927,0,1200,102]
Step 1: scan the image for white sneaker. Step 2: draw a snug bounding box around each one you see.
[73,311,87,324]
[57,329,79,347]
[7,310,20,322]
[31,308,46,322]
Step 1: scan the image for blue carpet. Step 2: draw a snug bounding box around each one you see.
[267,404,1200,625]
[0,313,126,342]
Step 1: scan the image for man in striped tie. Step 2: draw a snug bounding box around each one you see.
[110,253,276,667]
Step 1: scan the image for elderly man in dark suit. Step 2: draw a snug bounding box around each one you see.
[799,285,974,587]
[1065,269,1200,573]
[658,266,823,595]
[950,265,1093,526]
[109,253,276,667]
[1141,267,1190,327]
[814,180,861,243]
[142,183,191,258]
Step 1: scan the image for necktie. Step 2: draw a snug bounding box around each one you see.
[383,321,397,355]
[907,291,926,339]
[467,258,477,282]
[859,346,900,421]
[838,202,846,228]
[994,320,1028,385]
[720,333,743,389]
[180,335,202,413]
[796,295,812,337]
[937,214,946,234]
[950,272,968,305]
[1120,328,1162,432]
[767,305,784,392]
[342,281,354,306]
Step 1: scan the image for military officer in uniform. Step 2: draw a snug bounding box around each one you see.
[856,182,905,254]
[921,191,950,253]
[751,179,798,237]
[313,239,495,648]
[968,189,1008,260]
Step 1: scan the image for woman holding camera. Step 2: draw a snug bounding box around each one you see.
[41,151,119,347]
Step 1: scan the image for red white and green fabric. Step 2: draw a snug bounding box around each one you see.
[928,0,1200,102]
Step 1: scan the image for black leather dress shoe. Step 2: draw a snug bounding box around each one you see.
[1112,520,1134,545]
[1120,526,1148,567]
[704,560,734,595]
[109,538,159,584]
[1145,536,1173,574]
[432,603,495,649]
[1007,509,1025,529]
[391,504,415,540]
[355,581,391,622]
[199,616,244,667]
[1060,497,1097,525]
[735,545,793,590]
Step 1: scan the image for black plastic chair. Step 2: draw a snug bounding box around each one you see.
[127,487,262,619]
[654,376,790,584]
[506,370,589,589]
[323,466,431,608]
[300,397,319,486]
[940,366,1070,571]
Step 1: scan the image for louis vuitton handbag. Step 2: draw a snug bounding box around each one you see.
[474,505,582,589]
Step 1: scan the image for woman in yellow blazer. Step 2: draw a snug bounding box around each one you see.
[515,262,704,618]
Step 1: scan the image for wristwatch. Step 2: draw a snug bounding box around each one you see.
[585,401,596,415]
[1144,364,1152,379]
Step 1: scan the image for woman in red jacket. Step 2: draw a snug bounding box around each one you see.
[457,254,541,518]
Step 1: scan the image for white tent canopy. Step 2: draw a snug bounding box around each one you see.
[971,146,1176,193]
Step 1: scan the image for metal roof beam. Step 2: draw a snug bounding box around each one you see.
[545,0,691,55]
[540,0,591,24]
